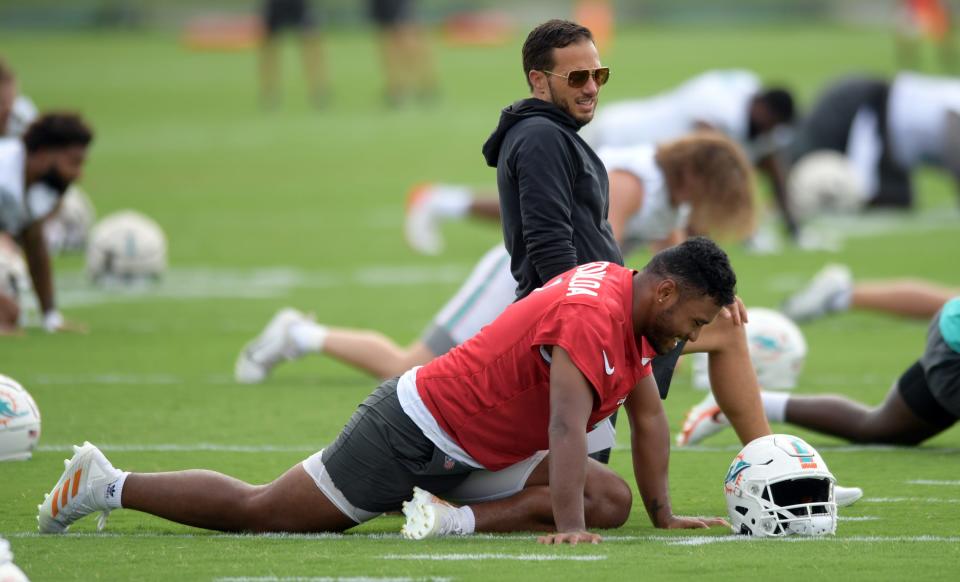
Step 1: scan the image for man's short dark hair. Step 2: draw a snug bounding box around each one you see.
[22,113,94,153]
[758,87,795,124]
[522,19,594,91]
[643,237,737,306]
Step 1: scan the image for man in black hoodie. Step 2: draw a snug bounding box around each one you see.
[481,19,621,300]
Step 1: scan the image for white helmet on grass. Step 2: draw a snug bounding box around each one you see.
[0,374,41,462]
[725,434,836,537]
[86,210,167,283]
[692,307,807,390]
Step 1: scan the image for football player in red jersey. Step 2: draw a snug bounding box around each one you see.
[39,238,736,544]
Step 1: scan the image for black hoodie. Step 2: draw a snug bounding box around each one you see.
[482,98,622,300]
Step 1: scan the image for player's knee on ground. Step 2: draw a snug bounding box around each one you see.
[583,463,632,529]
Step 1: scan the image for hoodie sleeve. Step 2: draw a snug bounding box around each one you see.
[513,122,579,283]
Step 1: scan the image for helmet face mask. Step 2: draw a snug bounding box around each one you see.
[726,435,837,537]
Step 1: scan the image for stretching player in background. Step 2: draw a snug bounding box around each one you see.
[43,241,737,543]
[682,297,960,447]
[0,58,38,138]
[793,71,960,209]
[0,113,93,333]
[781,263,958,322]
[408,70,798,246]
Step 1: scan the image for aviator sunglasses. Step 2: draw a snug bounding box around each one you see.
[543,67,610,88]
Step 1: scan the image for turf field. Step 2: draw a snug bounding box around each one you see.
[2,22,960,581]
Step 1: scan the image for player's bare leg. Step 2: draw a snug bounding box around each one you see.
[851,280,956,320]
[320,331,435,379]
[470,456,632,532]
[121,464,356,533]
[783,381,944,445]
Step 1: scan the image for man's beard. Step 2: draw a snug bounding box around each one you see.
[648,308,681,355]
[40,166,71,195]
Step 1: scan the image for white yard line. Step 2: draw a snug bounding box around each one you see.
[214,579,447,582]
[8,532,959,544]
[861,497,960,504]
[382,554,605,562]
[838,516,880,522]
[907,480,960,486]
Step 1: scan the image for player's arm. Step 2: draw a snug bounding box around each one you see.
[624,373,729,529]
[516,127,579,283]
[757,153,800,240]
[544,345,600,543]
[20,219,85,333]
[607,169,644,246]
[682,315,771,444]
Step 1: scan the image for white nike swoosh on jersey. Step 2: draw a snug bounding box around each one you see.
[641,357,652,366]
[603,350,615,375]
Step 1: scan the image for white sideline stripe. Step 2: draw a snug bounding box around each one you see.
[9,532,958,545]
[838,516,880,522]
[907,480,960,486]
[37,444,319,453]
[661,535,960,547]
[382,554,605,562]
[214,579,445,582]
[862,497,960,504]
[33,443,960,454]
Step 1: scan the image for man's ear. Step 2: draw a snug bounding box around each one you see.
[530,69,548,97]
[656,278,679,307]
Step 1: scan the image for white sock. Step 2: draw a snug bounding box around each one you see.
[761,391,791,423]
[289,321,328,353]
[429,185,473,219]
[455,505,476,535]
[104,471,130,509]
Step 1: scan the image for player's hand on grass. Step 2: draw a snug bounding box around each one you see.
[42,310,89,334]
[720,296,748,326]
[537,530,602,545]
[662,515,730,530]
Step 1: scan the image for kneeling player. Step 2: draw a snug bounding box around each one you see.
[39,239,735,543]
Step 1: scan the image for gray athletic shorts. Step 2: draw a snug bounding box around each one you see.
[317,377,475,514]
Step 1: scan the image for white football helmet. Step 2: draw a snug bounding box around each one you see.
[0,242,31,303]
[0,374,41,462]
[86,210,167,283]
[44,185,96,254]
[788,151,867,221]
[725,434,837,537]
[692,307,807,390]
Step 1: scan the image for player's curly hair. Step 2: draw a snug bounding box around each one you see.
[22,113,94,153]
[522,19,594,91]
[643,237,737,306]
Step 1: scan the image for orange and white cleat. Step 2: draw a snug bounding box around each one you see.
[676,394,731,447]
[37,442,123,534]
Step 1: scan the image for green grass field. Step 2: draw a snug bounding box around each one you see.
[2,22,960,580]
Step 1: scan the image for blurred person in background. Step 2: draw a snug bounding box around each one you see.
[0,58,38,138]
[0,113,92,333]
[258,0,327,108]
[792,71,960,209]
[896,0,956,72]
[582,70,800,241]
[368,0,437,106]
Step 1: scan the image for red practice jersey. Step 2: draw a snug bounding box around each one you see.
[416,261,656,470]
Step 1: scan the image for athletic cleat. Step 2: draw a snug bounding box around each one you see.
[781,264,853,323]
[234,308,309,384]
[37,442,122,534]
[404,183,444,256]
[835,485,863,508]
[400,487,464,540]
[676,394,730,447]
